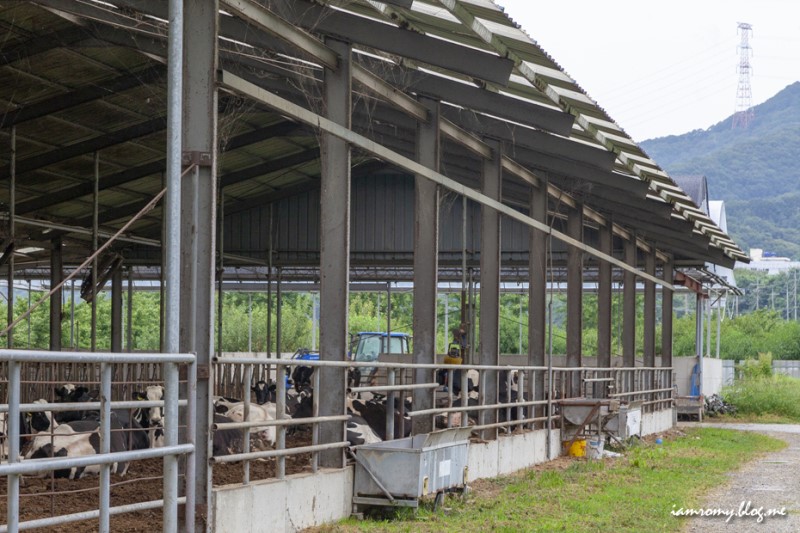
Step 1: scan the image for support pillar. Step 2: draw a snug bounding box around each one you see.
[49,237,63,351]
[180,1,218,527]
[622,237,637,367]
[111,266,123,352]
[596,222,613,397]
[7,126,15,348]
[318,38,352,466]
[643,248,656,367]
[597,222,613,369]
[566,204,583,395]
[412,96,440,436]
[478,139,502,439]
[661,258,673,367]
[528,180,547,421]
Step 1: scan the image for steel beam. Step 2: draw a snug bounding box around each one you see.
[643,248,656,367]
[661,257,674,368]
[478,139,502,439]
[318,38,352,467]
[0,117,166,180]
[49,237,63,351]
[268,0,514,86]
[412,97,440,436]
[218,71,674,289]
[566,203,583,395]
[180,1,218,529]
[528,177,547,422]
[111,266,123,352]
[622,236,637,367]
[597,221,612,371]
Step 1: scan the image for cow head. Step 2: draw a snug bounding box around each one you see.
[251,380,274,405]
[133,385,165,428]
[29,399,55,433]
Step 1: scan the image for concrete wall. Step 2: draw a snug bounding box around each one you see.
[467,428,560,481]
[641,408,674,436]
[212,467,353,533]
[702,358,724,396]
[674,356,723,397]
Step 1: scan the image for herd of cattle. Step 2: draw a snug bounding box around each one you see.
[0,365,529,480]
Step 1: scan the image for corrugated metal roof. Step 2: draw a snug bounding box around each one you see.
[0,0,748,278]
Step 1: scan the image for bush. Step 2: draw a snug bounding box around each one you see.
[722,372,800,421]
[736,352,773,380]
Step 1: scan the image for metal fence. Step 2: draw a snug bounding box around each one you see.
[0,349,195,533]
[211,357,674,485]
[722,359,800,385]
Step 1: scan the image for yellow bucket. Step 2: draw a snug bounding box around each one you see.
[567,440,586,457]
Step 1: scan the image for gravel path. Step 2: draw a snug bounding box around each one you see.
[678,422,800,533]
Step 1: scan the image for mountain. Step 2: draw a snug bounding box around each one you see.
[641,82,800,260]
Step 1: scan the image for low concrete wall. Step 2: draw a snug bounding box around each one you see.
[212,467,353,533]
[674,356,723,397]
[641,408,674,436]
[467,428,560,481]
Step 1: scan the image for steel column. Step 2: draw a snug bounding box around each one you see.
[622,236,637,367]
[180,0,217,529]
[528,180,547,421]
[49,237,63,351]
[127,268,133,352]
[6,126,15,348]
[661,258,673,367]
[92,151,99,352]
[566,203,583,395]
[318,37,351,468]
[478,139,501,439]
[412,96,440,436]
[111,266,123,352]
[597,221,612,370]
[643,248,656,367]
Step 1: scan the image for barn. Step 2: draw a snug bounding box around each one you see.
[0,1,747,531]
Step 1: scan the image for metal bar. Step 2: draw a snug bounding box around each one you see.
[662,259,674,367]
[126,268,133,352]
[7,360,21,532]
[349,383,439,394]
[623,236,637,366]
[213,415,349,431]
[644,248,656,366]
[566,202,583,396]
[276,363,286,479]
[2,498,187,533]
[6,126,14,349]
[92,151,99,353]
[99,362,112,532]
[0,350,194,364]
[0,400,189,414]
[243,365,252,483]
[218,70,674,289]
[184,358,197,533]
[0,445,195,477]
[164,361,180,533]
[210,441,349,464]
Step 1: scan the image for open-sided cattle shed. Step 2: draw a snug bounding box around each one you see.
[0,1,747,531]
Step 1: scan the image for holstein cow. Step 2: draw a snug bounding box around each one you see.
[53,383,94,424]
[133,385,166,448]
[25,400,129,479]
[212,414,243,456]
[223,402,277,447]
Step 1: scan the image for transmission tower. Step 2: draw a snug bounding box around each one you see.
[732,22,754,129]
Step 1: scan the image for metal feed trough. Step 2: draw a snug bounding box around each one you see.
[352,427,472,511]
[559,398,642,450]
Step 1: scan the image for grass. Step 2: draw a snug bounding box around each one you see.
[722,374,800,422]
[315,428,785,533]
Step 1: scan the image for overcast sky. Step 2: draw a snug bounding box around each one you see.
[497,0,800,142]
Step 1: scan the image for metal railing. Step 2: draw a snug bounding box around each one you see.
[212,356,674,485]
[0,349,195,533]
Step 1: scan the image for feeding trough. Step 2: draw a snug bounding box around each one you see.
[352,427,471,511]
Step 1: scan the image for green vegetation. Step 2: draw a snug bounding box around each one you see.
[722,356,800,421]
[319,428,785,533]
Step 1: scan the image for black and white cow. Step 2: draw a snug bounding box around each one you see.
[212,414,243,456]
[25,400,129,479]
[133,385,165,448]
[222,402,277,447]
[53,384,94,424]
